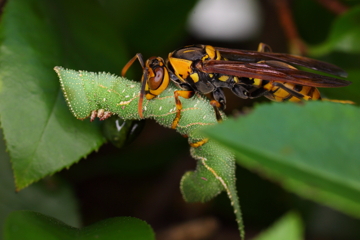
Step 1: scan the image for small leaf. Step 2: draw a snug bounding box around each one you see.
[0,130,81,232]
[202,101,360,217]
[310,6,360,55]
[253,212,303,240]
[4,211,155,240]
[180,164,223,203]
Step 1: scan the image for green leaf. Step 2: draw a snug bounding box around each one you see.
[309,5,360,55]
[320,68,360,104]
[293,0,336,45]
[4,211,155,240]
[180,163,223,203]
[202,101,360,217]
[98,1,197,56]
[182,139,244,239]
[252,212,303,240]
[0,129,81,237]
[0,0,128,190]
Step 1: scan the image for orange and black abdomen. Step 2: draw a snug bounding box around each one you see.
[254,79,322,102]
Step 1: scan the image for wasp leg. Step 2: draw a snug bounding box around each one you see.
[248,87,269,99]
[231,84,250,99]
[138,70,149,118]
[121,53,148,118]
[167,69,200,128]
[172,90,195,129]
[210,88,226,122]
[209,100,223,123]
[271,82,306,100]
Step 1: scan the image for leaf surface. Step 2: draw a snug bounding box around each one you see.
[0,0,128,190]
[202,102,360,217]
[253,212,303,240]
[4,211,154,240]
[310,6,360,55]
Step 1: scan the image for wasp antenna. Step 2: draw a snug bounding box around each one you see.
[138,68,148,118]
[121,53,145,76]
[137,53,145,68]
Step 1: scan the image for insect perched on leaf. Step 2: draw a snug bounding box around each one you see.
[121,43,351,127]
[54,67,244,239]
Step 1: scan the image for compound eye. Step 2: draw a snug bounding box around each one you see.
[149,67,164,90]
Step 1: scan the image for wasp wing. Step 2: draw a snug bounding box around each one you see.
[203,60,351,88]
[216,47,348,78]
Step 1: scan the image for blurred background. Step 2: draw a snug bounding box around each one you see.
[1,0,359,239]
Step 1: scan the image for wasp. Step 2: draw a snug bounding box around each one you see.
[122,43,350,129]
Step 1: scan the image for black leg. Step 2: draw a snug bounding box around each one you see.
[231,84,250,99]
[212,88,226,110]
[247,87,269,99]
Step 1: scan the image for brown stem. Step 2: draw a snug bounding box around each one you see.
[273,0,308,56]
[316,0,349,15]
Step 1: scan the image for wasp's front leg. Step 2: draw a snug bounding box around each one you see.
[171,90,195,129]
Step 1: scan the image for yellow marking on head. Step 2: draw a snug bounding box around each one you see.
[145,93,158,100]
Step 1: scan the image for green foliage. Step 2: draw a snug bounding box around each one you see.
[252,212,303,240]
[0,0,124,190]
[309,5,360,55]
[4,211,154,240]
[202,102,360,217]
[0,0,195,191]
[96,1,196,56]
[0,132,81,235]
